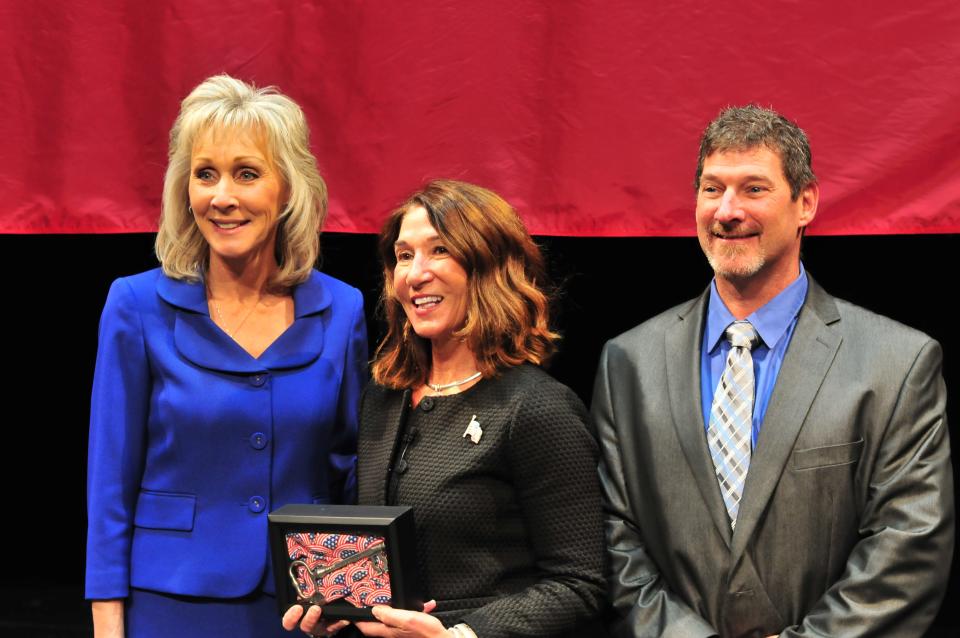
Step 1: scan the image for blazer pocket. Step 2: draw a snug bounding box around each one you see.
[134,489,197,531]
[793,439,864,471]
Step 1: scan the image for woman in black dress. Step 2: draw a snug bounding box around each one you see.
[287,180,605,638]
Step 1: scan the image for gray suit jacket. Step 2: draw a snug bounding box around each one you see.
[593,277,954,638]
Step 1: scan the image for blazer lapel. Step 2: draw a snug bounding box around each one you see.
[257,271,331,369]
[158,271,333,372]
[666,288,733,547]
[156,275,264,373]
[730,278,842,560]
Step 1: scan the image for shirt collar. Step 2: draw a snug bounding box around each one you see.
[705,263,808,354]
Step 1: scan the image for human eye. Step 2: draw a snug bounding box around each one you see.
[433,245,449,256]
[700,183,720,196]
[237,168,260,181]
[194,167,216,181]
[395,249,413,262]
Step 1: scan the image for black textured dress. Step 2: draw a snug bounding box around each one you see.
[357,364,607,638]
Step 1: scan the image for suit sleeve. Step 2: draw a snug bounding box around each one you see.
[328,288,368,505]
[460,381,607,638]
[85,278,151,600]
[593,343,718,638]
[782,338,954,637]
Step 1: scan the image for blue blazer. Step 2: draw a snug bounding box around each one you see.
[85,268,367,600]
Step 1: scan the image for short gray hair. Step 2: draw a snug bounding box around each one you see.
[694,104,816,200]
[155,74,327,290]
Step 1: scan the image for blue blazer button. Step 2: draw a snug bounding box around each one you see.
[248,496,266,513]
[250,373,268,387]
[250,432,268,449]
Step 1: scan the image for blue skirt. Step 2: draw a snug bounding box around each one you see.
[126,588,291,638]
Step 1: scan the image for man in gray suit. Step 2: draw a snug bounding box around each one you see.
[593,105,954,637]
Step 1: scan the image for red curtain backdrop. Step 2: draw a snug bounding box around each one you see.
[2,0,959,236]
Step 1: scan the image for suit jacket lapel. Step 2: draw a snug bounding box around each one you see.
[730,278,842,561]
[666,287,733,547]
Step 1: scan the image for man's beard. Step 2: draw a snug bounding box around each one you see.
[703,240,766,280]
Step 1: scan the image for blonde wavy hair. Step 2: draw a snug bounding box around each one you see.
[155,74,327,290]
[372,180,559,389]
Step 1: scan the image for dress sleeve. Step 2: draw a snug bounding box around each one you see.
[328,287,368,505]
[461,380,607,637]
[85,278,152,600]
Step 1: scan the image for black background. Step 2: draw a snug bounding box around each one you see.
[1,231,956,636]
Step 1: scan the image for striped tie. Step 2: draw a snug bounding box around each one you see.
[708,320,758,530]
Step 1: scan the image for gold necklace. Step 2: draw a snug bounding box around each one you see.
[212,296,261,337]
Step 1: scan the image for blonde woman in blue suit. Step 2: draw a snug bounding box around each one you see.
[85,75,367,638]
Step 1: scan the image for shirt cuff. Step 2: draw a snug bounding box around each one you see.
[448,623,478,638]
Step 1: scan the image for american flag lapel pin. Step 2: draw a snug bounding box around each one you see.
[463,414,483,444]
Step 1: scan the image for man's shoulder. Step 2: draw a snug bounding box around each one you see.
[824,299,941,385]
[832,297,932,343]
[809,283,937,354]
[605,295,702,350]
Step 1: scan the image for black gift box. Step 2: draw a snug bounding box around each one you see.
[268,504,423,621]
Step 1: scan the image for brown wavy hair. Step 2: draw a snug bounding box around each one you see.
[372,180,559,389]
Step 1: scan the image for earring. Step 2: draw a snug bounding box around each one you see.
[188,206,194,214]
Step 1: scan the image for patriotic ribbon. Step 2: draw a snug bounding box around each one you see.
[286,532,392,608]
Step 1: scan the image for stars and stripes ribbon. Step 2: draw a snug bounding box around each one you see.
[286,532,392,608]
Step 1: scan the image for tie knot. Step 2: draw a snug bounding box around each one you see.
[725,321,758,350]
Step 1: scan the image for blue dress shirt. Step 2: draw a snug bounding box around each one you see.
[700,265,808,448]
